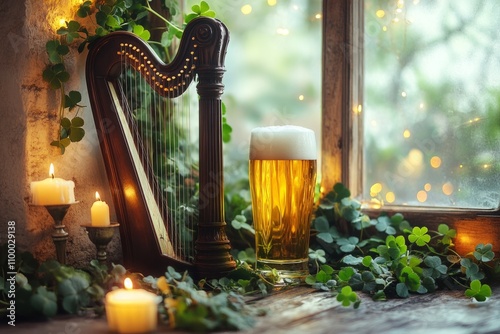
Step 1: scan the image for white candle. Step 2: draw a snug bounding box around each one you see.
[106,278,158,333]
[30,163,75,205]
[91,191,110,227]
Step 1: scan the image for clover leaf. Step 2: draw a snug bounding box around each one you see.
[53,116,85,153]
[308,248,326,264]
[389,213,412,232]
[76,1,92,18]
[423,255,448,279]
[398,266,421,292]
[460,258,485,281]
[231,215,255,234]
[45,40,69,64]
[408,226,431,246]
[64,90,82,110]
[465,279,492,302]
[338,267,355,282]
[314,215,339,244]
[437,224,456,245]
[42,63,70,89]
[132,24,151,41]
[30,286,57,318]
[377,235,407,260]
[186,1,216,24]
[57,273,91,314]
[57,20,83,43]
[337,236,359,253]
[473,243,495,263]
[351,214,371,230]
[373,215,396,235]
[336,286,360,308]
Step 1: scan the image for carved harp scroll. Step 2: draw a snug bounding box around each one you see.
[85,17,236,278]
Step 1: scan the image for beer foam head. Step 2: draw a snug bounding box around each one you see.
[249,125,317,160]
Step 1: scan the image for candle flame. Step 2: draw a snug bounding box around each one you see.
[49,163,55,179]
[95,191,101,201]
[124,277,133,290]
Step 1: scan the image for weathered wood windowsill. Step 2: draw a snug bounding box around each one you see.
[4,285,500,334]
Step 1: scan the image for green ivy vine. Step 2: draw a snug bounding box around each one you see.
[43,0,231,153]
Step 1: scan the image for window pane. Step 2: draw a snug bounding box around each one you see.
[186,0,323,166]
[363,0,500,209]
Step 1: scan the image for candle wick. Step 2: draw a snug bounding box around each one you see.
[51,174,55,179]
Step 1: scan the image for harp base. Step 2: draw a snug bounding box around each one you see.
[194,222,237,279]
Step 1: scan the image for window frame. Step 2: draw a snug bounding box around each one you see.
[321,0,500,254]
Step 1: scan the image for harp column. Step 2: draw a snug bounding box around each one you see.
[193,20,236,278]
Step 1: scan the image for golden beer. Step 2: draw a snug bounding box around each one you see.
[249,126,317,281]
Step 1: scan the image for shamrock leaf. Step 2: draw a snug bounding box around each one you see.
[45,40,69,64]
[338,267,355,282]
[42,63,70,89]
[312,265,334,284]
[186,1,216,24]
[423,255,447,279]
[373,215,396,235]
[339,197,361,222]
[332,182,351,202]
[460,258,485,281]
[377,235,407,260]
[132,24,151,41]
[337,236,359,253]
[64,90,82,110]
[437,224,456,245]
[30,286,57,318]
[473,243,495,263]
[76,1,92,18]
[408,226,431,246]
[314,215,339,244]
[309,248,326,264]
[336,286,360,308]
[398,266,421,292]
[340,254,363,266]
[465,279,492,302]
[57,273,91,314]
[57,20,82,43]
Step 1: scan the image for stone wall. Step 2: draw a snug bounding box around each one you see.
[0,0,122,267]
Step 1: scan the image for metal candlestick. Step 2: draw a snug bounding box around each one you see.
[43,202,78,265]
[81,223,120,264]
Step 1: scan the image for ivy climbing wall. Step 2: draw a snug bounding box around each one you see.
[0,0,122,266]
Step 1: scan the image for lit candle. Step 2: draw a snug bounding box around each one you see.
[91,192,110,227]
[106,278,158,333]
[30,163,75,205]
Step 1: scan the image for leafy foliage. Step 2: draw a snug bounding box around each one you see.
[0,245,260,332]
[465,279,492,302]
[43,1,218,153]
[306,183,498,307]
[0,244,123,319]
[144,266,255,331]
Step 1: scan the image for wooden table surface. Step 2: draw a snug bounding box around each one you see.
[3,285,500,334]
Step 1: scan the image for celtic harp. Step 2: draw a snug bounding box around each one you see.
[85,17,236,278]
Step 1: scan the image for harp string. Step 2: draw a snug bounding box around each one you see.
[116,42,197,262]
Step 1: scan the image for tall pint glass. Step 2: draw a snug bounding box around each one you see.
[249,125,317,282]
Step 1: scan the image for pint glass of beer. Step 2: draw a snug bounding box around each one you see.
[249,125,317,282]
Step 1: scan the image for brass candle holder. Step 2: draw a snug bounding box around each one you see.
[42,202,78,265]
[81,223,120,264]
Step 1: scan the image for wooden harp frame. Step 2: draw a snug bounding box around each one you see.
[85,17,236,278]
